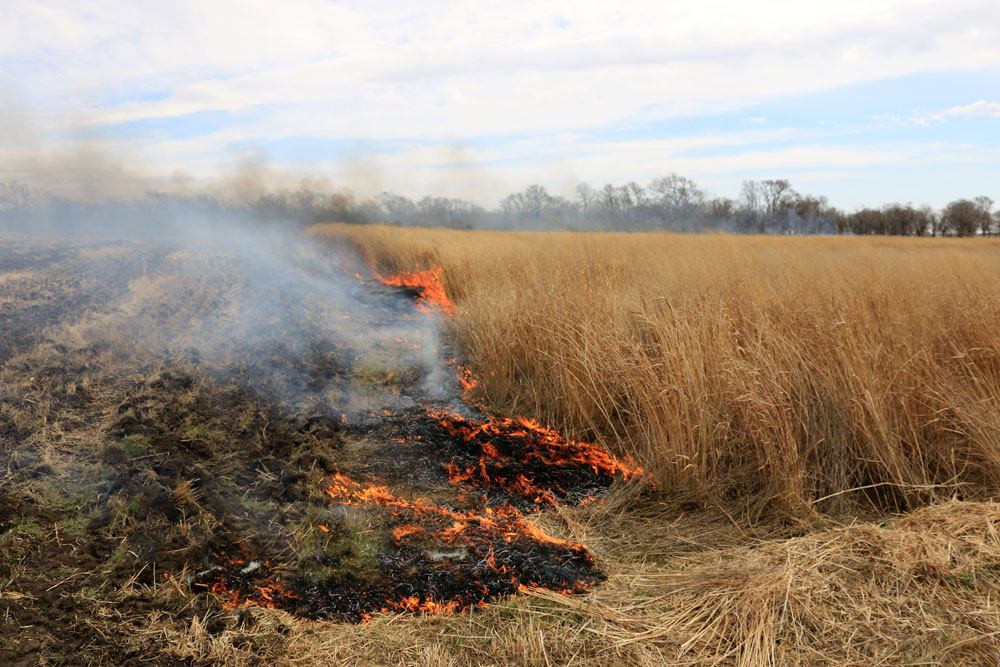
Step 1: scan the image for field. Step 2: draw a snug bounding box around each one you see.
[2,226,1000,665]
[316,225,1000,516]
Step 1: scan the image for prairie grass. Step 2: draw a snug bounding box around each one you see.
[311,224,1000,517]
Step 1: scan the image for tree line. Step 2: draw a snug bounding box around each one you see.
[1,177,997,236]
[494,177,997,236]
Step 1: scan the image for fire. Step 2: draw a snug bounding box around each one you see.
[203,557,300,611]
[198,471,602,621]
[194,254,645,622]
[323,472,577,550]
[374,266,455,316]
[454,363,479,393]
[432,410,644,507]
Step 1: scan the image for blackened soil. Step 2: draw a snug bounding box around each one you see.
[0,237,619,664]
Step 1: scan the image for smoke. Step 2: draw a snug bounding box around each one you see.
[0,103,481,419]
[60,231,467,426]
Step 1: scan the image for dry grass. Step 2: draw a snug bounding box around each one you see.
[138,499,1000,665]
[311,224,1000,517]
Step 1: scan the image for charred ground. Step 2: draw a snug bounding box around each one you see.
[0,237,637,665]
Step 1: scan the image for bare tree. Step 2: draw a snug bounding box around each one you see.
[599,184,621,215]
[706,196,736,222]
[942,199,982,237]
[649,173,705,221]
[522,184,553,219]
[499,192,526,219]
[626,181,647,207]
[974,196,995,236]
[378,192,416,224]
[761,179,794,219]
[575,183,595,217]
[739,180,764,233]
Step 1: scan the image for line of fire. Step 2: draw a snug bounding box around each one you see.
[194,263,647,622]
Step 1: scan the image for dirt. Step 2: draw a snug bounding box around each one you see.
[0,236,639,665]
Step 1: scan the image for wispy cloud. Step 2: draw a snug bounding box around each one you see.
[937,100,1000,118]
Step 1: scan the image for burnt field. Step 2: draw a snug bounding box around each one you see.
[0,236,642,665]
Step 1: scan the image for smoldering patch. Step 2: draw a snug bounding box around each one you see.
[0,232,646,640]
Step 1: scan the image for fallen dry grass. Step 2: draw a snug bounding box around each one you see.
[312,224,1000,517]
[141,499,1000,665]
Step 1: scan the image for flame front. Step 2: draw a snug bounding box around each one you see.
[374,266,455,316]
[195,259,645,622]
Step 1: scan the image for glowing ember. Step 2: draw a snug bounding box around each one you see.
[432,409,645,507]
[197,472,601,621]
[194,256,646,622]
[324,472,580,551]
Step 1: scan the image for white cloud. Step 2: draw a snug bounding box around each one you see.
[5,0,1000,130]
[937,100,1000,118]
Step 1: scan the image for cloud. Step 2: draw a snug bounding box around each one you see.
[937,100,1000,118]
[7,0,1000,127]
[2,0,1000,207]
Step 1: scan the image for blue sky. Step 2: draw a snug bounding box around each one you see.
[1,0,998,209]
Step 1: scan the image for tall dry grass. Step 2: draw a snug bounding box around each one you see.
[311,224,1000,516]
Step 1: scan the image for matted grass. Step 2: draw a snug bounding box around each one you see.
[141,499,1000,665]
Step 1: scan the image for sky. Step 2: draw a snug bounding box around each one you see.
[1,0,999,209]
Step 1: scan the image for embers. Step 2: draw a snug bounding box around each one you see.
[198,475,602,622]
[432,410,645,509]
[195,261,643,622]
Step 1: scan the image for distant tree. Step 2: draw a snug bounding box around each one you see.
[648,174,705,223]
[761,179,794,220]
[881,204,927,236]
[499,185,573,229]
[942,199,984,237]
[626,181,647,207]
[575,183,596,217]
[599,184,621,216]
[706,196,736,221]
[416,196,482,229]
[738,180,764,233]
[522,184,553,219]
[974,196,995,236]
[378,192,416,224]
[615,184,634,210]
[915,205,936,237]
[787,194,841,234]
[843,203,939,237]
[500,192,527,218]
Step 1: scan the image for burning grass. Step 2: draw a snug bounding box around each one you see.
[0,236,647,664]
[312,224,1000,518]
[97,500,1000,665]
[433,410,645,507]
[374,265,456,316]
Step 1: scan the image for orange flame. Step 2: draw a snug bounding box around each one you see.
[374,266,455,316]
[431,410,645,505]
[323,473,578,551]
